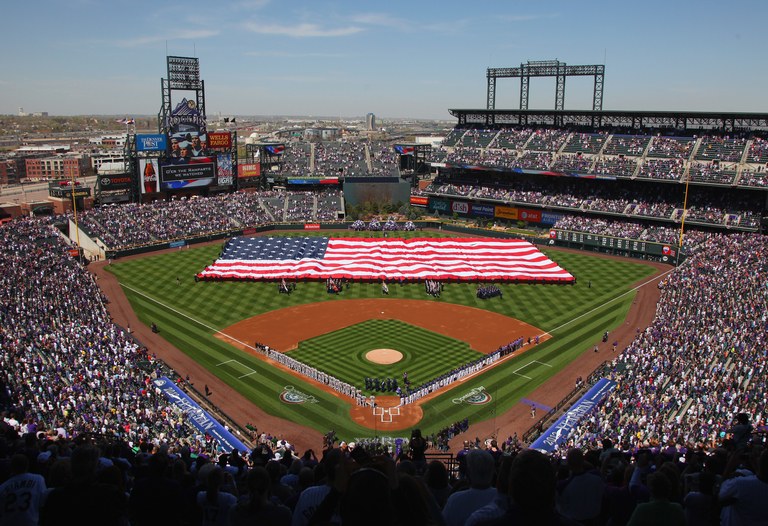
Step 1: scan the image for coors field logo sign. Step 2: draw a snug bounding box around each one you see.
[452,386,491,405]
[280,385,318,404]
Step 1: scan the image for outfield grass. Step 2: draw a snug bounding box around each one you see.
[108,231,658,440]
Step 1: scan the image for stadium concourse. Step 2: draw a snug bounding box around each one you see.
[1,192,767,524]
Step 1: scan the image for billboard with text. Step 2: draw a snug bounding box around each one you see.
[136,134,167,152]
[238,163,260,178]
[160,160,216,190]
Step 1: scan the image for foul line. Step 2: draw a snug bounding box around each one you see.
[121,283,265,379]
[124,283,258,348]
[543,267,674,337]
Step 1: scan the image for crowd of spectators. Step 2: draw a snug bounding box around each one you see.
[369,141,399,176]
[553,215,716,249]
[459,129,497,148]
[525,129,570,152]
[695,136,747,163]
[434,127,767,195]
[424,172,764,230]
[0,218,254,460]
[561,132,608,154]
[548,232,767,458]
[738,168,768,188]
[79,190,344,250]
[284,192,316,222]
[746,136,768,163]
[688,162,738,185]
[3,199,768,524]
[593,156,639,178]
[279,142,311,176]
[602,135,650,156]
[636,158,685,181]
[489,127,533,150]
[549,154,595,173]
[314,141,368,178]
[646,136,696,158]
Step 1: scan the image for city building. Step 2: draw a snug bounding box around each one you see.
[25,156,87,181]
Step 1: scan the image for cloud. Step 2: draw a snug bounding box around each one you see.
[116,29,219,48]
[349,12,406,28]
[243,22,363,38]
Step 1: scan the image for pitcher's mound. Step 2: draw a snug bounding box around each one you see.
[366,349,403,364]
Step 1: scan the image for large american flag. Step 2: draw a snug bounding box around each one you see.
[198,236,573,282]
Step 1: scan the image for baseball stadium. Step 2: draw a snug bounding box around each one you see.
[1,50,767,526]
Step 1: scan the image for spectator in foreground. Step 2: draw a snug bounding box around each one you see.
[228,466,292,526]
[556,448,605,525]
[0,454,47,526]
[626,472,685,526]
[719,449,768,526]
[442,449,497,526]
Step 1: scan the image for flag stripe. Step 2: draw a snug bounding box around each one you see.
[198,237,574,282]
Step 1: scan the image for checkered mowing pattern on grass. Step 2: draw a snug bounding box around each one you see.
[197,237,575,282]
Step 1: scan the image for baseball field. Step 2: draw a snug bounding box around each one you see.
[105,230,660,443]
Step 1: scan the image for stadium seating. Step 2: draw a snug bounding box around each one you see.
[694,136,747,162]
[601,134,651,156]
[458,129,498,148]
[560,132,608,155]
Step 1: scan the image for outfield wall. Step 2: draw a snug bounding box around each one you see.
[100,221,677,265]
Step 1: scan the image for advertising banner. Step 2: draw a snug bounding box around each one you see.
[207,132,232,150]
[238,163,261,178]
[152,377,248,453]
[518,208,541,223]
[494,205,518,220]
[160,161,216,190]
[136,134,167,152]
[541,212,564,225]
[471,203,495,217]
[451,201,470,215]
[98,173,133,191]
[138,158,160,194]
[530,378,617,453]
[304,224,321,230]
[410,196,429,207]
[216,153,233,186]
[430,199,449,213]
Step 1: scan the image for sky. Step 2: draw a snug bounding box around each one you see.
[2,0,767,120]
